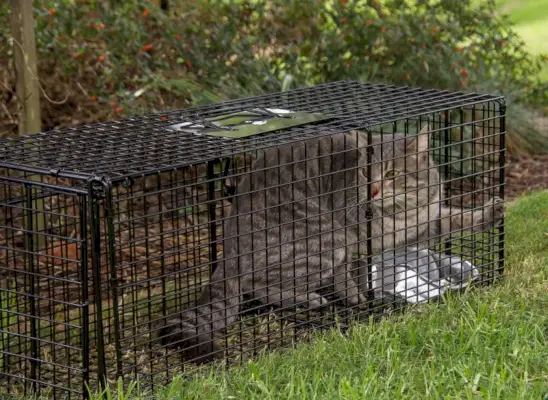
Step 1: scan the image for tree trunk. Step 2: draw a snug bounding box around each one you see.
[11,0,45,250]
[10,0,41,136]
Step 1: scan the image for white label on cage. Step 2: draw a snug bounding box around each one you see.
[165,108,332,138]
[167,122,195,130]
[265,108,293,114]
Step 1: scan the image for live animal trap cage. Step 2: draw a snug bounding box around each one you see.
[0,81,505,399]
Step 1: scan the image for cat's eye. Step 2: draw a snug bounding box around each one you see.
[384,169,400,179]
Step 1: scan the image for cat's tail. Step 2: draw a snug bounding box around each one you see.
[158,271,242,364]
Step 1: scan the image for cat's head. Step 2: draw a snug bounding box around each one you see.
[366,125,440,211]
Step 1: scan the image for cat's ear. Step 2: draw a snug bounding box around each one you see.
[406,124,430,155]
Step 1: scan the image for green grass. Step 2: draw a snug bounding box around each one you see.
[496,0,548,24]
[473,0,548,79]
[495,0,548,80]
[91,191,548,400]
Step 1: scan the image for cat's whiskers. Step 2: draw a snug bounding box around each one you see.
[345,196,360,219]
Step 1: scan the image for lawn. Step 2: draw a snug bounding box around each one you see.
[495,0,548,80]
[93,191,548,400]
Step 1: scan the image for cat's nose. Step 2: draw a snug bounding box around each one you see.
[371,183,381,199]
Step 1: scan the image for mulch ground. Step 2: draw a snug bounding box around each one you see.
[505,154,548,200]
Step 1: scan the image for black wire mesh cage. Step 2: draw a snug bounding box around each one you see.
[0,81,505,399]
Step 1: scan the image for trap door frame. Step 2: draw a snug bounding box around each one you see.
[0,170,97,399]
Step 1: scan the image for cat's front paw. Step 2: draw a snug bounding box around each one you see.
[475,196,506,232]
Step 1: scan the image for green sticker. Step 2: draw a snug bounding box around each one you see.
[166,108,333,138]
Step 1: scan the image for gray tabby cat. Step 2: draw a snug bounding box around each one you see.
[160,126,505,362]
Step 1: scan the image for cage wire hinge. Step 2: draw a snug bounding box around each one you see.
[49,168,62,177]
[121,176,134,189]
[89,178,107,198]
[499,103,507,115]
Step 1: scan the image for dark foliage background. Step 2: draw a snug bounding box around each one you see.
[1,0,546,153]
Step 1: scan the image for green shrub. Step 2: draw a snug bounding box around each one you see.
[0,0,546,152]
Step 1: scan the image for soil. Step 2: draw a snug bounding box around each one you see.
[505,154,548,200]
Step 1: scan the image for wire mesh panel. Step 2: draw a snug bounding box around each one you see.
[157,107,505,366]
[0,172,89,399]
[107,167,234,385]
[0,81,505,398]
